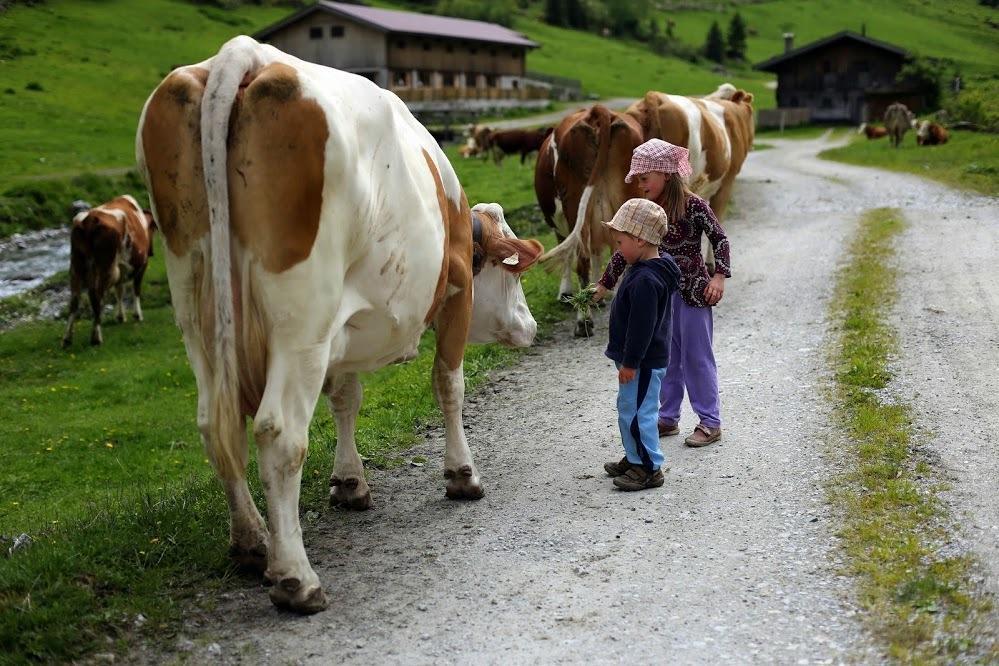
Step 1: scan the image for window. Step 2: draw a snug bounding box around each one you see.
[821,97,832,109]
[446,44,454,53]
[309,26,323,40]
[511,49,519,60]
[423,42,431,51]
[396,40,406,49]
[331,25,344,38]
[822,60,831,74]
[857,59,869,72]
[469,46,478,54]
[490,49,497,56]
[443,72,455,86]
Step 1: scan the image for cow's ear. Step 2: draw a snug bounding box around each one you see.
[731,91,746,103]
[491,237,544,274]
[144,210,158,232]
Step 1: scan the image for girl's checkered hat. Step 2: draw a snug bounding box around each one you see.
[624,138,693,183]
[602,198,668,245]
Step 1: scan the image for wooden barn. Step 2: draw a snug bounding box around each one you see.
[253,1,553,110]
[754,30,925,126]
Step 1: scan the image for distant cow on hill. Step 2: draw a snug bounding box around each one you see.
[62,195,156,347]
[916,120,949,146]
[884,102,916,148]
[488,127,554,165]
[858,123,888,139]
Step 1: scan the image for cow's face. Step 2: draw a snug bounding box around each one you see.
[468,203,543,348]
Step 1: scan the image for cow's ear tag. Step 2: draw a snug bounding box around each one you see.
[502,253,520,266]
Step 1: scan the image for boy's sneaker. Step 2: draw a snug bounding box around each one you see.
[603,456,630,477]
[613,464,665,491]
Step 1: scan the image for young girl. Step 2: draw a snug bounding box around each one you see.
[593,139,730,447]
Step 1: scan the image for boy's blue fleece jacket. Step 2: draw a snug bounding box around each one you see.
[604,256,681,370]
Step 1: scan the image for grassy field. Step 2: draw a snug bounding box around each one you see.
[828,208,995,662]
[0,141,559,660]
[820,129,999,196]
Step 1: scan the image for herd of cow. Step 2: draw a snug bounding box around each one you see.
[58,34,906,614]
[858,101,949,147]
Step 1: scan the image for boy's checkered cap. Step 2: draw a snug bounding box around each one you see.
[602,198,668,245]
[624,138,693,183]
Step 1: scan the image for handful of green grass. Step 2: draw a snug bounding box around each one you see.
[560,284,598,319]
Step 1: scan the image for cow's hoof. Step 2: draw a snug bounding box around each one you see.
[116,313,125,323]
[228,543,267,575]
[330,475,371,510]
[61,337,71,349]
[268,577,327,615]
[574,318,595,338]
[90,335,103,346]
[444,465,484,500]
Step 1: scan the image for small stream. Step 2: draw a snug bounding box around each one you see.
[0,228,70,299]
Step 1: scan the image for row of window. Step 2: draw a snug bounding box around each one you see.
[310,25,344,39]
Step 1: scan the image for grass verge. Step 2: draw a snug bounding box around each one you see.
[820,130,999,197]
[828,207,996,662]
[0,201,569,661]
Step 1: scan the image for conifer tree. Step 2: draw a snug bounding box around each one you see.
[726,12,747,61]
[704,20,725,63]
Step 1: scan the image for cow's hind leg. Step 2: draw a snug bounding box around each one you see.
[132,267,146,322]
[326,373,371,510]
[62,273,82,348]
[573,252,596,338]
[178,316,269,573]
[255,348,328,613]
[114,282,126,323]
[88,287,104,346]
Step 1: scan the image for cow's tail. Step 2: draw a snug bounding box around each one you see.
[200,36,262,480]
[540,107,612,275]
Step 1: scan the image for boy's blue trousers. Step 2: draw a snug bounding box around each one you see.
[616,365,667,471]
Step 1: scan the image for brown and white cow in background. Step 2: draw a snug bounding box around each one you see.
[538,84,754,336]
[137,36,542,614]
[858,123,889,139]
[916,120,949,146]
[884,102,916,148]
[62,195,155,348]
[534,104,643,336]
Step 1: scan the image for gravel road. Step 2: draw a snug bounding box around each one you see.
[140,135,997,664]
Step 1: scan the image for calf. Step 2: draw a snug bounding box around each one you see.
[916,121,949,146]
[62,195,155,347]
[489,127,554,165]
[858,123,888,139]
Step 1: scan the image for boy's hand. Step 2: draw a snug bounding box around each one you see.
[618,366,636,384]
[592,284,608,302]
[704,274,726,305]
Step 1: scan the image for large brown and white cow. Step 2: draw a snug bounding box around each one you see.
[534,104,643,336]
[62,195,155,348]
[136,36,543,614]
[538,85,754,335]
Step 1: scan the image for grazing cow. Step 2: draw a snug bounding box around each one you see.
[460,123,494,158]
[62,195,155,348]
[534,104,644,336]
[884,102,915,148]
[858,123,889,139]
[488,127,555,165]
[136,36,543,614]
[916,120,949,146]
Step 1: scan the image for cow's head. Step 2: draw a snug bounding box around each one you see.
[468,203,543,348]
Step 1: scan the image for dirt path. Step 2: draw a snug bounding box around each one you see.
[141,136,997,663]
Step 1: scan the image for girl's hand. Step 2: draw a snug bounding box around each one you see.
[618,366,636,384]
[592,284,608,302]
[704,274,726,305]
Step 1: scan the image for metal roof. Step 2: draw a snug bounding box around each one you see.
[254,1,539,48]
[754,30,908,72]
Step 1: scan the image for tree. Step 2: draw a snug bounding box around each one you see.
[704,20,725,63]
[566,0,588,29]
[726,12,747,61]
[544,0,564,25]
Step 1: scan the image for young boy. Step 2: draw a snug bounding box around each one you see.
[601,198,681,491]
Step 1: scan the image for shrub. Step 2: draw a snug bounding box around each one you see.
[943,78,999,132]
